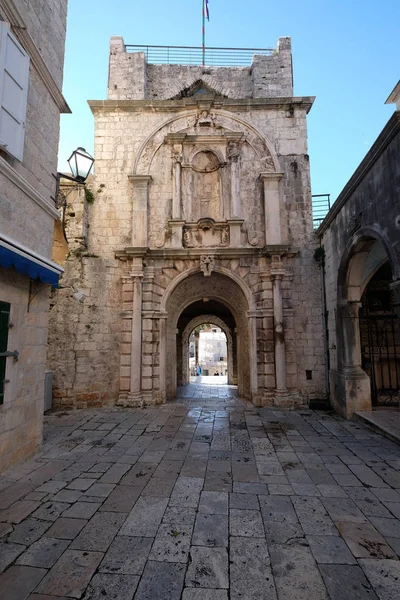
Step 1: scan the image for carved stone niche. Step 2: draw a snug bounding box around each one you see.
[183,218,230,248]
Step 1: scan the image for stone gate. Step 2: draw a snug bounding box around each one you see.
[47,37,326,408]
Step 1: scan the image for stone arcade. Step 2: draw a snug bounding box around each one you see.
[48,37,326,409]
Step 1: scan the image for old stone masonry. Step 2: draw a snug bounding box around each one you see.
[48,37,325,410]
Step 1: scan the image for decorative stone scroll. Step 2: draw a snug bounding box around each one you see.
[241,222,259,247]
[200,255,215,276]
[183,218,229,248]
[154,226,171,248]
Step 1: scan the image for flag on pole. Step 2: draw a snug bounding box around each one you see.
[204,0,210,21]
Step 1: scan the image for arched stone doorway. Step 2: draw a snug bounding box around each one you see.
[161,269,255,401]
[180,315,235,386]
[334,231,399,416]
[359,262,400,406]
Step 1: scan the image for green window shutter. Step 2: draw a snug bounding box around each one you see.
[0,301,10,405]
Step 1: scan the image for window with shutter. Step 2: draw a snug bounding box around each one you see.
[0,301,10,405]
[0,22,30,162]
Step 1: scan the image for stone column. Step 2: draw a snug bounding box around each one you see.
[340,302,364,372]
[260,172,284,245]
[129,175,152,247]
[272,272,287,395]
[337,301,371,415]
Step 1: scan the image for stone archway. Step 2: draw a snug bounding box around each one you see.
[180,314,235,386]
[334,231,398,416]
[162,270,255,401]
[359,262,400,406]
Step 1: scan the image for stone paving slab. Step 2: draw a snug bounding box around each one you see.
[230,536,276,599]
[35,549,103,598]
[0,565,47,599]
[82,572,140,600]
[99,535,152,575]
[1,397,400,598]
[269,543,329,600]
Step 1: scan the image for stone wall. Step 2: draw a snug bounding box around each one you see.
[108,36,293,101]
[319,111,400,418]
[0,0,68,470]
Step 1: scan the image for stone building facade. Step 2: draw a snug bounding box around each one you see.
[0,1,68,470]
[318,82,400,418]
[48,36,326,409]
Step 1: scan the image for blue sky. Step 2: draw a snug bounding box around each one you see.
[59,0,399,203]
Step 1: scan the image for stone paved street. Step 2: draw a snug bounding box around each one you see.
[2,392,400,599]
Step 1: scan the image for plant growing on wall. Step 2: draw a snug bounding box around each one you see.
[84,187,95,204]
[314,246,325,267]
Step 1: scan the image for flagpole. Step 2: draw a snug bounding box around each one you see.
[202,0,205,66]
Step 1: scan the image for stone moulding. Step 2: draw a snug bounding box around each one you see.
[128,108,282,175]
[114,245,298,261]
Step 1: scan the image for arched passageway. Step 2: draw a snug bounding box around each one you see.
[334,234,400,415]
[162,270,254,400]
[181,315,233,385]
[359,262,400,406]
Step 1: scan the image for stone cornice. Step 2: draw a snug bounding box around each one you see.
[0,0,71,113]
[260,172,284,181]
[88,96,315,115]
[115,245,298,261]
[385,81,400,105]
[0,157,59,219]
[317,111,400,235]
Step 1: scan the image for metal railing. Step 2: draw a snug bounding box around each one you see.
[312,194,331,228]
[125,45,273,66]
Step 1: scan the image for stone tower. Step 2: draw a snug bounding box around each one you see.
[48,37,326,408]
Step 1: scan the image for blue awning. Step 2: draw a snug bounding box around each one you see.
[0,236,63,287]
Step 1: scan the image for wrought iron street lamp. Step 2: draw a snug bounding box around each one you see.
[54,147,95,208]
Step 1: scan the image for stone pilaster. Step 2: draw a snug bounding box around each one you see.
[247,311,259,403]
[117,260,144,407]
[172,145,182,219]
[228,142,241,218]
[271,271,287,396]
[158,312,168,403]
[260,172,284,245]
[129,175,152,247]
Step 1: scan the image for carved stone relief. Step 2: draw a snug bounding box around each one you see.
[192,150,220,172]
[200,255,215,276]
[195,110,216,128]
[183,219,229,248]
[135,110,277,175]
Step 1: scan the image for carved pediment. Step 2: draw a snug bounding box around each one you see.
[169,79,228,100]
